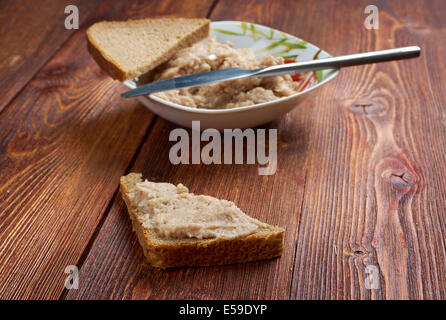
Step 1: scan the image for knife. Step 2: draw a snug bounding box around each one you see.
[121,46,420,98]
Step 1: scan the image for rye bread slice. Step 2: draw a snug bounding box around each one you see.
[87,18,210,81]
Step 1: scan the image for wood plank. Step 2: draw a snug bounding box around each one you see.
[66,117,308,300]
[290,0,446,299]
[66,0,314,300]
[0,0,214,300]
[0,0,101,113]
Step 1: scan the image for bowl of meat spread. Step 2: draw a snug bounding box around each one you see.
[123,21,339,129]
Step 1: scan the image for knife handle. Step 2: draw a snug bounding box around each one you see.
[256,46,421,77]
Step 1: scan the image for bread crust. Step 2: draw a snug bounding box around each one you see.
[120,173,285,268]
[86,18,210,81]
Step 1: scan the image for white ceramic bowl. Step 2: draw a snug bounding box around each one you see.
[123,21,339,129]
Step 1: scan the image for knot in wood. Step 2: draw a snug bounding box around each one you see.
[382,169,414,187]
[348,99,381,115]
[42,64,69,76]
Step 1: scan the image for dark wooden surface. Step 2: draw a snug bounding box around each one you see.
[0,0,101,113]
[0,0,444,300]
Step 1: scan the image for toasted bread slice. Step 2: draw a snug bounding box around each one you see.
[87,18,210,81]
[120,173,284,268]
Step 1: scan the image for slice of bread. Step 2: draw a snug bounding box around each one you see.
[87,18,210,81]
[120,173,284,268]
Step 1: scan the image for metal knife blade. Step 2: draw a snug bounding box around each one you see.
[121,67,260,98]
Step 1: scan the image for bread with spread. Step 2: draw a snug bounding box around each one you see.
[120,173,284,268]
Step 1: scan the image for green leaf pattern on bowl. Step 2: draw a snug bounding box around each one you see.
[211,22,335,85]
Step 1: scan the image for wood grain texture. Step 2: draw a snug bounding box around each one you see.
[0,0,214,300]
[66,115,307,300]
[289,0,446,299]
[66,0,311,300]
[67,0,445,300]
[0,0,101,113]
[1,0,445,300]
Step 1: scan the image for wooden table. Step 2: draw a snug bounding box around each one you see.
[0,0,445,300]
